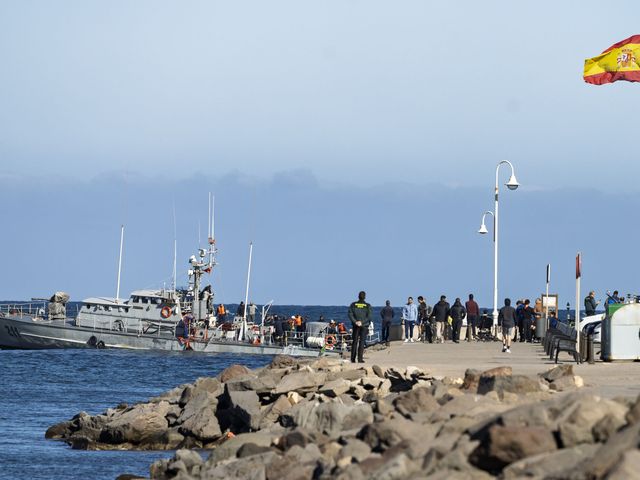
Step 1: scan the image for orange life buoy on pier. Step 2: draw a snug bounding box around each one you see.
[325,335,336,347]
[161,306,172,318]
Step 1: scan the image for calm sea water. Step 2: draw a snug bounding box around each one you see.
[0,305,351,480]
[0,301,577,480]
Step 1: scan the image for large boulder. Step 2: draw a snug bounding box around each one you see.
[318,379,352,397]
[179,377,223,407]
[557,396,628,447]
[207,451,277,480]
[501,443,598,479]
[225,375,277,395]
[461,369,482,392]
[567,422,640,479]
[221,389,261,432]
[358,416,427,451]
[269,355,300,369]
[469,424,558,473]
[100,402,170,446]
[393,387,439,418]
[219,365,253,383]
[281,401,373,438]
[175,390,222,443]
[150,385,187,405]
[539,364,574,383]
[259,394,292,429]
[273,371,326,395]
[606,450,640,480]
[207,432,274,464]
[477,373,543,399]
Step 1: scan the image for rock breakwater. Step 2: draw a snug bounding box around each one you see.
[47,357,640,479]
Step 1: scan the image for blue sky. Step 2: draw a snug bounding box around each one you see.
[1,1,639,306]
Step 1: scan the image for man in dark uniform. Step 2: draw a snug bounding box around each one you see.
[348,290,371,363]
[380,300,394,345]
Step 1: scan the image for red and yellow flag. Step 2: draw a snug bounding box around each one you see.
[583,35,640,85]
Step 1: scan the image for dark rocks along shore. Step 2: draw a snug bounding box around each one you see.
[46,357,640,479]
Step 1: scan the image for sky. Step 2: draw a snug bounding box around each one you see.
[1,1,639,307]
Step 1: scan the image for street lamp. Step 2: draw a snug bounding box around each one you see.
[478,211,494,235]
[479,161,519,328]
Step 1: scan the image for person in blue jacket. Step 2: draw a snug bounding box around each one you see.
[402,297,418,343]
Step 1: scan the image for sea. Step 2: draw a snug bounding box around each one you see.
[0,302,578,480]
[0,305,349,480]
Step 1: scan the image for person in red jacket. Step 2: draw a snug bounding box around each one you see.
[465,294,480,341]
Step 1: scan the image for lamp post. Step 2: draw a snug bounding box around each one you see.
[478,161,519,328]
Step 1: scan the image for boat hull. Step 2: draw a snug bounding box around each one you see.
[0,315,335,358]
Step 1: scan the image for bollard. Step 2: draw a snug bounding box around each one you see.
[587,333,595,364]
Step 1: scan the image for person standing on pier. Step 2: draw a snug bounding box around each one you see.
[430,295,450,343]
[348,291,371,363]
[417,296,432,342]
[449,298,466,343]
[584,291,599,317]
[465,294,479,341]
[522,299,536,342]
[402,297,418,343]
[499,298,516,353]
[380,300,394,346]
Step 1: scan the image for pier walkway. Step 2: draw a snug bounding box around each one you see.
[363,339,640,399]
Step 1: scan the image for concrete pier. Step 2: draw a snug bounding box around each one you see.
[365,340,640,399]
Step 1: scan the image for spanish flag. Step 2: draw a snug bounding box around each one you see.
[583,35,640,85]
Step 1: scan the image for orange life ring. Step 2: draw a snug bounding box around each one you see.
[325,334,336,347]
[252,337,261,345]
[161,306,172,318]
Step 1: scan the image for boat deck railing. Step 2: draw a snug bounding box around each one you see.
[0,301,48,319]
[193,321,380,353]
[77,315,178,338]
[0,302,82,322]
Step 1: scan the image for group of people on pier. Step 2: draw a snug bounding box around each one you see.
[377,294,550,348]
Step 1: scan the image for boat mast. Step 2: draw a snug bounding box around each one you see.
[209,194,215,266]
[173,239,177,294]
[115,225,124,303]
[172,202,177,294]
[242,242,253,340]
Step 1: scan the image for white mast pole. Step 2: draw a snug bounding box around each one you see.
[172,202,177,294]
[242,242,253,340]
[116,225,124,303]
[575,253,582,358]
[545,264,550,332]
[214,195,216,266]
[173,239,177,293]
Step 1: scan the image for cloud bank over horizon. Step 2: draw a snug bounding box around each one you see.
[0,171,634,309]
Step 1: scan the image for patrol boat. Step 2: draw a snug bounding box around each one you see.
[0,206,340,357]
[0,255,338,357]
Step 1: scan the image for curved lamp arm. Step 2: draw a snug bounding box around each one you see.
[478,210,495,236]
[496,160,519,191]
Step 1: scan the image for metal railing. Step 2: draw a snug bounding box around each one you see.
[0,301,49,319]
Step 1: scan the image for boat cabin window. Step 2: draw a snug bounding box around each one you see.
[142,297,149,304]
